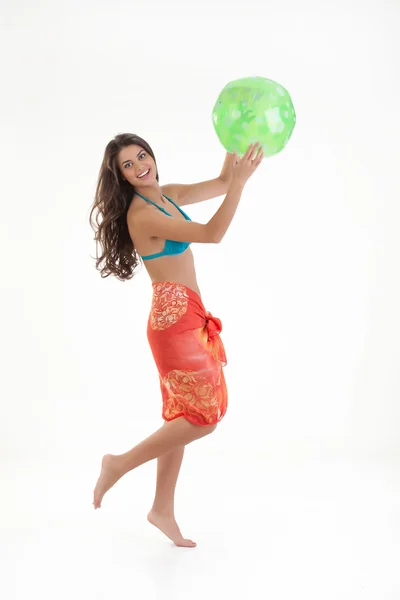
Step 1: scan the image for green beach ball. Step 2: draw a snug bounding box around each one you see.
[212,76,296,157]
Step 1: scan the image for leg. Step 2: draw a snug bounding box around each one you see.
[147,432,196,547]
[93,417,216,509]
[151,428,185,517]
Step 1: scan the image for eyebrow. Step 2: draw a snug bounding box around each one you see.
[121,149,144,166]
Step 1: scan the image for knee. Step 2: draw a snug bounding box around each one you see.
[189,421,217,439]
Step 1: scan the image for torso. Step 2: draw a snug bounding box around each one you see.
[126,185,202,298]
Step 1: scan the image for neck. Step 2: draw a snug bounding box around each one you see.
[134,183,165,204]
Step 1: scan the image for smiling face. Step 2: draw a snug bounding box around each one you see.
[118,144,158,187]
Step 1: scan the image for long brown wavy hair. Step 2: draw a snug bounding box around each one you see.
[89,133,159,281]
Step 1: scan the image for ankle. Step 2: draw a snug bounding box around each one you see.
[150,506,174,518]
[114,454,134,477]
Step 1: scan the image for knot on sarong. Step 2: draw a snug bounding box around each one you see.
[205,312,222,341]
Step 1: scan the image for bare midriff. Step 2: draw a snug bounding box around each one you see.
[127,190,202,298]
[144,247,201,298]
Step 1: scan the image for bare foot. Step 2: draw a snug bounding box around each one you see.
[93,454,123,509]
[147,510,197,548]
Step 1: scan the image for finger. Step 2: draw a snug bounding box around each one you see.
[250,147,263,167]
[249,142,261,161]
[255,146,264,162]
[255,146,264,160]
[251,142,262,160]
[244,143,256,159]
[255,149,264,166]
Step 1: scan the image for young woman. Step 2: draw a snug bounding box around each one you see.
[89,133,263,547]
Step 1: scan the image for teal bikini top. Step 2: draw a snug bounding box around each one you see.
[135,191,192,261]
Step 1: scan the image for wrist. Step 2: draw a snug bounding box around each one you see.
[230,177,246,190]
[218,174,233,191]
[219,152,235,183]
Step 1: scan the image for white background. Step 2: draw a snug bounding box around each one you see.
[1,0,399,598]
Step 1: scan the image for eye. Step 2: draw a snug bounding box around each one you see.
[139,152,146,159]
[124,162,132,169]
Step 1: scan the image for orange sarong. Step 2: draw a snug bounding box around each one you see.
[147,281,228,426]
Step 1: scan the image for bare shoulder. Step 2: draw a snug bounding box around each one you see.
[126,198,148,232]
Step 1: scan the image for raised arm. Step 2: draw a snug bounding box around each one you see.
[133,144,263,245]
[163,151,237,206]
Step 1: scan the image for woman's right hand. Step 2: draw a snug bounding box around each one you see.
[232,143,264,185]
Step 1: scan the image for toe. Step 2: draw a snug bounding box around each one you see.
[176,538,197,548]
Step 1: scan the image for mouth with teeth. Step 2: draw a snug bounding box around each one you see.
[137,168,150,180]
